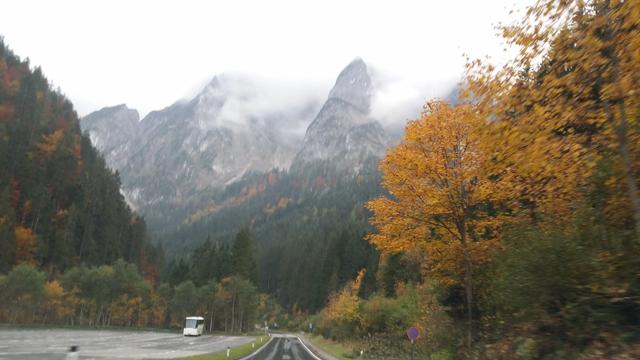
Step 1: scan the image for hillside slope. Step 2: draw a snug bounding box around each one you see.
[0,40,160,277]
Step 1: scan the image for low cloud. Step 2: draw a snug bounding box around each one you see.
[192,73,325,137]
[369,67,458,136]
[157,65,458,141]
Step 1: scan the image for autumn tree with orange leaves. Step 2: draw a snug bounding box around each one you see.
[466,0,640,241]
[367,101,504,349]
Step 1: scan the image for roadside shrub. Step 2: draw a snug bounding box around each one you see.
[360,285,419,336]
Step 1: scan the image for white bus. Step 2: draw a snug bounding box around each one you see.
[183,316,205,336]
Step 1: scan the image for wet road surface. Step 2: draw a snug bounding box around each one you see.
[0,328,254,359]
[244,336,319,360]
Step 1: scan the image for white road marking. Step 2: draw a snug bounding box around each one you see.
[295,336,322,360]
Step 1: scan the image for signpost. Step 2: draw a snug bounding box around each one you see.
[406,327,420,360]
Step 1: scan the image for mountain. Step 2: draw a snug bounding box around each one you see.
[293,58,388,170]
[80,104,139,172]
[81,59,388,230]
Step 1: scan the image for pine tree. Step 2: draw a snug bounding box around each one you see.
[231,228,258,285]
[0,188,16,271]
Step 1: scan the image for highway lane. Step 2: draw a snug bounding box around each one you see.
[0,328,254,359]
[244,335,319,360]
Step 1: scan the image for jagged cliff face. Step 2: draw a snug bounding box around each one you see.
[118,75,311,210]
[81,59,388,224]
[293,58,388,170]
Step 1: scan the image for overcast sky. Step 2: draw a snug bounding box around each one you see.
[0,0,524,118]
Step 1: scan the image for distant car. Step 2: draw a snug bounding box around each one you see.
[183,316,205,336]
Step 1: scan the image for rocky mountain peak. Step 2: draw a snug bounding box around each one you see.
[85,104,139,122]
[293,58,387,169]
[327,57,372,113]
[196,75,224,101]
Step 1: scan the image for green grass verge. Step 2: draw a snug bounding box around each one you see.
[305,334,356,360]
[177,336,270,360]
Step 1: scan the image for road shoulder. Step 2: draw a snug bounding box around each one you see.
[238,336,275,360]
[297,334,340,360]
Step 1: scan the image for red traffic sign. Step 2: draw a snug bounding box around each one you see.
[406,326,420,342]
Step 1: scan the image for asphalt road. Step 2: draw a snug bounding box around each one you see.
[244,336,319,360]
[0,328,254,359]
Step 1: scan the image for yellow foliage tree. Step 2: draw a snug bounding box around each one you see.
[323,269,366,335]
[44,280,74,323]
[465,0,640,240]
[36,129,65,158]
[14,226,37,265]
[367,101,503,348]
[110,294,143,327]
[148,292,168,328]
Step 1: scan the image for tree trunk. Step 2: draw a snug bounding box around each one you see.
[458,216,473,352]
[209,310,214,333]
[464,248,473,352]
[614,106,640,242]
[231,292,236,333]
[12,304,18,323]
